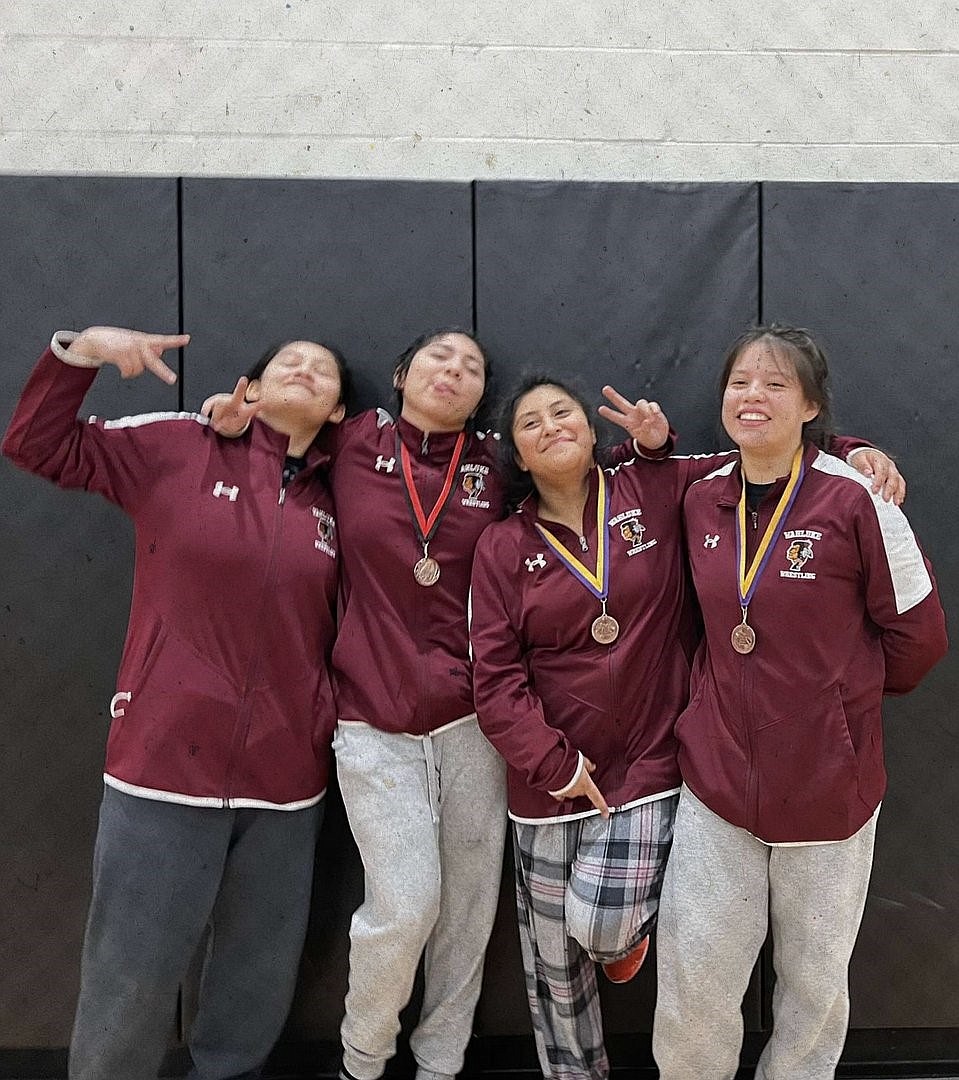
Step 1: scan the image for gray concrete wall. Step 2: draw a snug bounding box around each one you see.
[3,2,957,180]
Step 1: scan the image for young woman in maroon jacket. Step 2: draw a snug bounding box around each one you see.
[468,375,708,1080]
[207,329,510,1080]
[468,372,908,1080]
[4,327,350,1080]
[651,326,948,1080]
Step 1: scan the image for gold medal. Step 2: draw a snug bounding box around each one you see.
[591,613,620,644]
[413,555,440,587]
[730,620,756,654]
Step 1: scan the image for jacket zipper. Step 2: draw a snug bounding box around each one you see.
[222,474,288,806]
[741,496,768,830]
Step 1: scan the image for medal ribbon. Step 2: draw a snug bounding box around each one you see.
[736,445,806,608]
[397,431,467,546]
[534,466,610,601]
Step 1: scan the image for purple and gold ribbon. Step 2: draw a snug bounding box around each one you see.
[736,445,806,608]
[535,466,611,601]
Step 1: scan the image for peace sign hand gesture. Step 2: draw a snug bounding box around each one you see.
[201,377,262,437]
[598,384,671,453]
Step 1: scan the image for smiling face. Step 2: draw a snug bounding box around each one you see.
[722,340,820,470]
[394,332,487,433]
[511,383,597,484]
[247,341,345,431]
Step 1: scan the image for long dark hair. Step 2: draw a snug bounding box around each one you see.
[391,326,494,429]
[719,324,834,448]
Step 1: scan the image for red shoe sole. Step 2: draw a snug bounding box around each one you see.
[602,936,650,984]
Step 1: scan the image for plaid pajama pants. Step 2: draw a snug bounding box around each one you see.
[512,794,678,1080]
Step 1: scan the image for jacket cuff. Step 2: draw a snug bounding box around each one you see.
[845,445,874,462]
[50,330,100,368]
[548,751,585,798]
[633,427,676,460]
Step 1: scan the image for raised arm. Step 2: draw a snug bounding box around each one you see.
[599,382,905,503]
[3,328,189,507]
[598,384,671,456]
[57,325,184,384]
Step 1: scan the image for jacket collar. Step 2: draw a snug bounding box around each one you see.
[716,441,819,508]
[396,414,469,460]
[246,418,333,476]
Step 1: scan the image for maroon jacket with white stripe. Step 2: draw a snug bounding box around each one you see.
[677,441,948,844]
[329,410,506,734]
[469,456,703,821]
[3,348,339,809]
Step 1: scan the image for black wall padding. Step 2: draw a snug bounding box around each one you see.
[0,177,180,1046]
[762,182,959,1028]
[475,182,759,454]
[179,179,474,410]
[0,178,956,1064]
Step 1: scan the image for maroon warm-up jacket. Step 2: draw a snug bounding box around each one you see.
[329,410,506,734]
[470,456,705,822]
[677,442,948,844]
[3,348,339,809]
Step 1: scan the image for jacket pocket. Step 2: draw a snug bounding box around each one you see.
[752,682,862,842]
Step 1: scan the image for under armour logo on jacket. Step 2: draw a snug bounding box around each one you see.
[213,481,239,501]
[703,534,720,548]
[375,455,395,473]
[526,554,547,571]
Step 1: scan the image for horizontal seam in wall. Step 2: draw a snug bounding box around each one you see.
[6,36,959,57]
[5,133,959,147]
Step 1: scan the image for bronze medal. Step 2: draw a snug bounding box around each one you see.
[730,621,756,654]
[733,447,805,660]
[413,556,441,587]
[398,430,465,591]
[591,613,620,644]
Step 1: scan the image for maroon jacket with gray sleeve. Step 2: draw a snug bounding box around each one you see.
[676,441,948,844]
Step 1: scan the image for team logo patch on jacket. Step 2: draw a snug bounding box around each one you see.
[610,508,657,556]
[312,507,337,557]
[780,529,820,579]
[460,463,491,508]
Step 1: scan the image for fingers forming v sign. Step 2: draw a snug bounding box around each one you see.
[202,377,262,437]
[127,332,188,385]
[597,385,670,452]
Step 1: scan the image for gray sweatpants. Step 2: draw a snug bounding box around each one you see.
[334,717,507,1080]
[70,785,321,1080]
[652,787,878,1080]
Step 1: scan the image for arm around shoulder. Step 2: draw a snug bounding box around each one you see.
[857,494,948,694]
